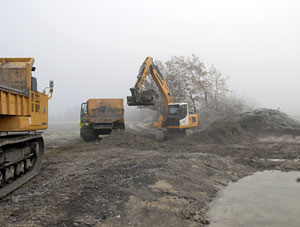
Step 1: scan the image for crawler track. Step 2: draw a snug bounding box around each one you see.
[0,134,44,198]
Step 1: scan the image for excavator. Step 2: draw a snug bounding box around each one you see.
[127,57,198,139]
[0,58,53,198]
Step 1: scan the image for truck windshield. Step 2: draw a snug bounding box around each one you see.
[81,103,88,115]
[168,105,179,116]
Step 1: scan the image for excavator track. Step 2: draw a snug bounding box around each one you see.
[0,134,44,198]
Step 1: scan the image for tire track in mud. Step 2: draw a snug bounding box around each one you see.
[49,155,168,226]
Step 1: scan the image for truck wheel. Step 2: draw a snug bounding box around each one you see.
[80,125,97,142]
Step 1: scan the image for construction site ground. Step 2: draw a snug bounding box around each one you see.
[1,119,300,227]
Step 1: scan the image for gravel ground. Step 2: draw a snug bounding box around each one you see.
[0,121,300,227]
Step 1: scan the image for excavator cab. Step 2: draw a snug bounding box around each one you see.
[167,103,198,128]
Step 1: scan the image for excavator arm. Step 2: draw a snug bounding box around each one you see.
[127,57,172,112]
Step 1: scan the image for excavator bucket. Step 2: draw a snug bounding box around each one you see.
[127,88,158,106]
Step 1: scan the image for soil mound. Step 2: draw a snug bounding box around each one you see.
[100,130,159,150]
[183,119,255,144]
[236,108,300,132]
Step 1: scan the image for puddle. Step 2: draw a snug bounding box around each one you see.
[208,171,300,227]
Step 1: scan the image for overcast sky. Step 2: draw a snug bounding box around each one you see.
[1,0,299,116]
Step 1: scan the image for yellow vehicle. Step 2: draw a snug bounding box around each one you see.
[0,58,53,198]
[127,57,198,138]
[80,99,125,141]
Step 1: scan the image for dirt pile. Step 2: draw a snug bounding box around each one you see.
[183,119,255,144]
[100,130,159,150]
[236,108,300,132]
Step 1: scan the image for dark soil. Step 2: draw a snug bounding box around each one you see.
[236,108,300,132]
[181,119,256,145]
[0,121,300,227]
[100,130,160,150]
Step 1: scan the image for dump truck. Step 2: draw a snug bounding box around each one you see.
[79,99,125,141]
[0,58,53,198]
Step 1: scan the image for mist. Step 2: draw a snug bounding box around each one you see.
[1,0,299,116]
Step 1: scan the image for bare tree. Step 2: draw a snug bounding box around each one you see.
[164,55,208,111]
[207,65,229,111]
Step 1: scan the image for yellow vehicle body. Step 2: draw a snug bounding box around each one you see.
[164,113,198,129]
[0,58,53,198]
[0,58,51,132]
[80,98,125,141]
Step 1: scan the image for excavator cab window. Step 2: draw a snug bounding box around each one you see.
[167,105,180,126]
[80,102,88,121]
[179,104,187,120]
[168,104,187,119]
[168,105,180,116]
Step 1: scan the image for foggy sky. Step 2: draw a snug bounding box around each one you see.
[1,0,299,116]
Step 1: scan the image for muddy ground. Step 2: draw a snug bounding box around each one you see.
[1,121,300,227]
